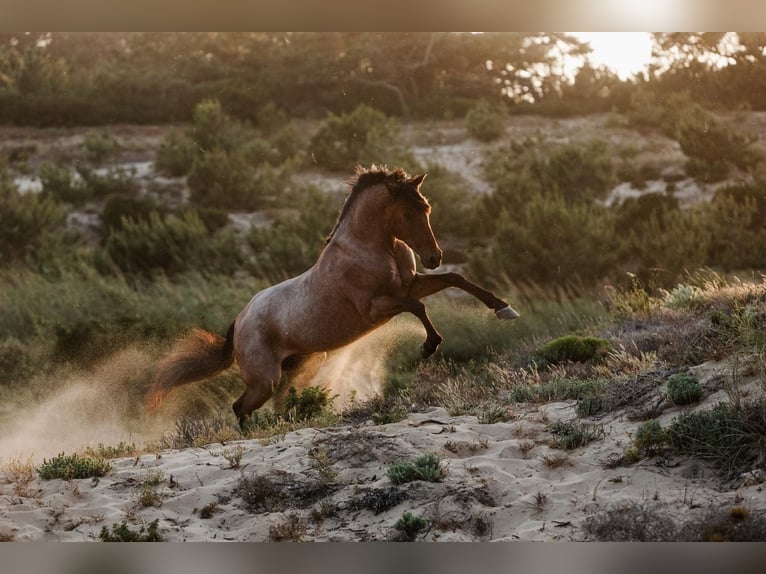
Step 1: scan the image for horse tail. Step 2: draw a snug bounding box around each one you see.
[147,322,235,409]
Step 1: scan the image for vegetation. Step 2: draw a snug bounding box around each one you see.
[99,519,163,542]
[387,454,444,484]
[393,512,428,541]
[665,372,703,405]
[37,453,111,480]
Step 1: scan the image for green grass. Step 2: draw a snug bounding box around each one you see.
[99,519,163,542]
[387,453,444,484]
[37,453,111,480]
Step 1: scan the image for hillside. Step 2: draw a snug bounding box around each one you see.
[1,109,766,542]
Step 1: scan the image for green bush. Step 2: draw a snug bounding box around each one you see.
[247,185,339,281]
[308,105,413,172]
[549,420,605,450]
[465,100,506,142]
[534,335,611,366]
[666,372,703,405]
[83,130,119,165]
[39,162,91,204]
[633,419,668,456]
[99,520,163,542]
[387,453,444,484]
[666,402,766,476]
[0,172,65,261]
[282,386,333,421]
[100,194,160,232]
[393,512,428,541]
[155,128,195,177]
[37,453,111,480]
[470,195,620,286]
[103,211,243,277]
[187,148,256,209]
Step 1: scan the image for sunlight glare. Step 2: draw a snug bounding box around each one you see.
[569,32,653,80]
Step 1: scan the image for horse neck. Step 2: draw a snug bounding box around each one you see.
[331,185,394,251]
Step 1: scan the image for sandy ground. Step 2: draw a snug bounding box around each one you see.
[1,358,763,542]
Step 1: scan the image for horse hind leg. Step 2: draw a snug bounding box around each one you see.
[233,357,282,428]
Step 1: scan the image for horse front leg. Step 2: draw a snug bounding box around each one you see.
[369,296,443,358]
[407,272,520,319]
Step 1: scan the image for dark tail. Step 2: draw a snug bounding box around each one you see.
[148,322,235,408]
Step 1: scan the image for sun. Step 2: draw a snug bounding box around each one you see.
[569,32,654,80]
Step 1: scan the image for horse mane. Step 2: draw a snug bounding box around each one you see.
[324,165,427,244]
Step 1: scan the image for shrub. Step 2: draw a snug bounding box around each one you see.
[187,148,261,210]
[0,176,65,261]
[387,453,444,484]
[281,386,334,421]
[39,162,91,204]
[99,520,163,542]
[83,130,119,164]
[155,128,195,177]
[666,372,703,405]
[100,194,160,232]
[246,185,339,281]
[666,402,766,476]
[534,335,611,366]
[465,100,506,142]
[549,420,605,450]
[632,419,668,456]
[103,211,243,277]
[308,105,413,172]
[393,512,428,541]
[37,453,111,480]
[470,195,620,286]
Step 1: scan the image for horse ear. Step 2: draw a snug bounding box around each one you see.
[411,173,427,188]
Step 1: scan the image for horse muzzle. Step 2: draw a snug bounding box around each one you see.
[423,249,442,270]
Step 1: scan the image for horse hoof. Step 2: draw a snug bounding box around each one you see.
[421,341,441,358]
[495,305,520,320]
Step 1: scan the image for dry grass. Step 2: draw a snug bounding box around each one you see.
[3,456,36,498]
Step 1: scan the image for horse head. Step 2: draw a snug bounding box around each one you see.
[386,173,442,269]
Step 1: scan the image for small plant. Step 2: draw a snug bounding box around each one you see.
[353,487,408,514]
[549,420,605,450]
[465,100,507,142]
[221,444,246,469]
[282,386,334,421]
[387,453,444,484]
[37,453,111,480]
[393,511,428,541]
[198,501,218,519]
[666,372,703,405]
[136,471,165,508]
[308,448,337,485]
[83,442,137,460]
[3,456,36,497]
[542,453,572,469]
[632,419,668,457]
[534,335,611,366]
[576,396,604,418]
[99,519,163,542]
[269,513,306,542]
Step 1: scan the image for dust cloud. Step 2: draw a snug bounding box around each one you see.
[312,317,424,408]
[0,347,162,464]
[0,319,424,464]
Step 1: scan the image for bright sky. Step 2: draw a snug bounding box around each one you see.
[568,32,654,80]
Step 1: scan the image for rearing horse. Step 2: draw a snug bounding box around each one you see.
[151,166,519,425]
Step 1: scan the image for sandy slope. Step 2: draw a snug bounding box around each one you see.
[2,366,763,542]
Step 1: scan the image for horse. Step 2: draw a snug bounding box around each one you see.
[150,165,519,426]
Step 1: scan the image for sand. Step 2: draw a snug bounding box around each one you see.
[2,361,763,541]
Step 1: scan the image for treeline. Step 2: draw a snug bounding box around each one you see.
[3,32,766,128]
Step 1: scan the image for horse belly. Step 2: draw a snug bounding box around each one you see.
[235,279,379,357]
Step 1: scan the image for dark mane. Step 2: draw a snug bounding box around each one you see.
[325,165,427,244]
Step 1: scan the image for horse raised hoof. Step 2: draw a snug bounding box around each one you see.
[421,337,442,359]
[495,305,520,320]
